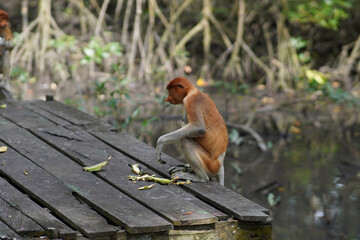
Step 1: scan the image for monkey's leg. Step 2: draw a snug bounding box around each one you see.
[170,138,210,183]
[214,152,226,185]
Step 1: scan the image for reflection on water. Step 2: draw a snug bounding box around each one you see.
[226,131,360,240]
[129,120,360,240]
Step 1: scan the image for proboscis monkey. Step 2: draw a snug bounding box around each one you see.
[155,77,228,185]
[0,9,13,91]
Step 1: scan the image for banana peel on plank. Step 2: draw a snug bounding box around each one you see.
[128,174,191,185]
[128,174,174,185]
[128,163,149,175]
[83,156,111,172]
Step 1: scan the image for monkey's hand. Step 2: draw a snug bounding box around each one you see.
[155,139,166,164]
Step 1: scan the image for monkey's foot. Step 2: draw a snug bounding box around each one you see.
[158,158,166,164]
[172,171,208,183]
[156,152,166,164]
[168,164,192,174]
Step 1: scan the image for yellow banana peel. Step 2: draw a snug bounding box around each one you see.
[131,164,141,175]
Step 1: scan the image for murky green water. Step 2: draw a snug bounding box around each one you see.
[225,129,360,240]
[133,120,360,240]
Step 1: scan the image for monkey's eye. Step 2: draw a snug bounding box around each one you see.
[177,84,184,88]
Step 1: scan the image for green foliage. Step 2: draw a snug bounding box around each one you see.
[63,99,83,110]
[122,107,140,128]
[93,77,131,122]
[322,83,360,106]
[291,36,312,64]
[229,129,244,145]
[141,117,158,136]
[267,193,281,207]
[287,0,353,30]
[305,70,359,106]
[10,67,33,84]
[230,162,242,175]
[214,81,249,94]
[81,38,122,65]
[306,69,327,86]
[291,37,307,50]
[48,34,76,51]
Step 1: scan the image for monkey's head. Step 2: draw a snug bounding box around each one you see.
[165,77,195,104]
[0,10,9,29]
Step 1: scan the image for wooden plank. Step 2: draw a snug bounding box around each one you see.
[30,100,116,131]
[0,119,171,234]
[23,100,266,221]
[16,101,228,222]
[0,101,56,129]
[0,219,22,240]
[22,101,71,127]
[23,101,115,133]
[0,140,119,238]
[0,177,77,240]
[0,197,45,237]
[34,124,225,225]
[19,100,269,221]
[90,132,270,222]
[30,100,94,125]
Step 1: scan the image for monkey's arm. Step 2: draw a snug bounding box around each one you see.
[155,111,205,164]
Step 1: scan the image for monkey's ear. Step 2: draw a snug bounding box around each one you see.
[177,84,184,88]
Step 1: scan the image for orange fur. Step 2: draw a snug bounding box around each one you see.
[166,77,228,176]
[0,10,12,40]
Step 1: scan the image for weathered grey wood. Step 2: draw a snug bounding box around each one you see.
[33,124,226,226]
[0,197,45,237]
[0,119,171,234]
[0,100,56,129]
[0,219,22,240]
[24,100,269,221]
[22,101,71,127]
[30,100,116,131]
[91,132,270,222]
[0,177,77,240]
[3,100,228,222]
[0,140,119,238]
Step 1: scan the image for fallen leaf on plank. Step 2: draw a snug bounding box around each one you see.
[138,184,155,190]
[83,156,111,172]
[0,146,7,153]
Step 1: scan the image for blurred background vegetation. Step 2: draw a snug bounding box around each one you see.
[2,1,360,239]
[3,0,360,128]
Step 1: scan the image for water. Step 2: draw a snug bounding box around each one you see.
[227,130,360,240]
[132,120,360,240]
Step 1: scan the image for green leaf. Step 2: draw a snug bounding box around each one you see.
[83,156,111,172]
[267,193,281,207]
[230,162,242,175]
[229,129,243,145]
[83,47,95,58]
[0,146,8,153]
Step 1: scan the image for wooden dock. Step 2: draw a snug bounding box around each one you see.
[0,99,271,240]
